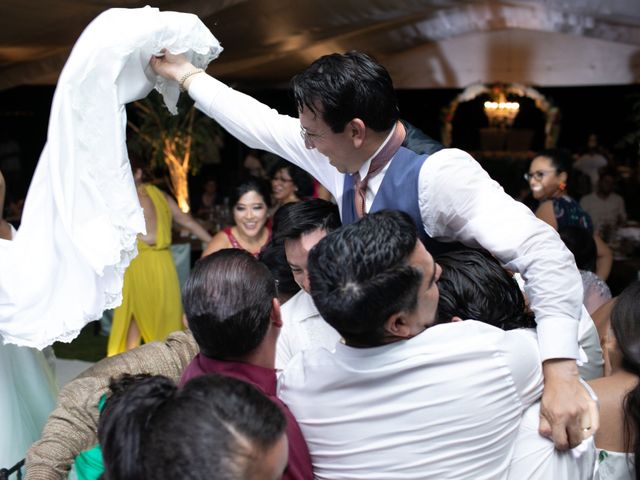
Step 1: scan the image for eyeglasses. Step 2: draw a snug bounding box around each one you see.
[524,170,556,182]
[272,175,293,183]
[299,124,325,148]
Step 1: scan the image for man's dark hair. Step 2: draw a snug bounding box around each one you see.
[291,51,399,133]
[308,210,422,346]
[99,373,286,480]
[273,199,341,243]
[183,249,276,359]
[258,240,300,302]
[435,249,536,330]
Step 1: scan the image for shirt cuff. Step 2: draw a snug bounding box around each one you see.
[536,316,580,362]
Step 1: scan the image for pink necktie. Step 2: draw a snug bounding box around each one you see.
[354,121,406,218]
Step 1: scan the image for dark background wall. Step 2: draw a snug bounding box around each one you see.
[1,83,638,203]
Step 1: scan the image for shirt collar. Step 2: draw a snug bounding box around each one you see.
[194,355,277,396]
[285,290,320,323]
[356,122,397,179]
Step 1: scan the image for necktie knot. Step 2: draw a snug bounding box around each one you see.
[353,121,406,218]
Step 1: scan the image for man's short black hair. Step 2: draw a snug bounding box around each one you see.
[291,51,399,133]
[308,210,422,346]
[259,240,300,301]
[435,249,536,330]
[183,249,276,359]
[273,199,341,243]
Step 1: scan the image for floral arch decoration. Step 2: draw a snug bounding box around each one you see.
[440,82,561,149]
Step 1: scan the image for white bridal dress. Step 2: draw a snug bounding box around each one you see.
[0,7,222,348]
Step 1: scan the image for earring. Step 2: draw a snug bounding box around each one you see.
[559,181,567,191]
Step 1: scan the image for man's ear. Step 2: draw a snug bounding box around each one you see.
[182,313,189,329]
[451,316,463,323]
[270,298,283,328]
[348,118,366,149]
[383,312,412,339]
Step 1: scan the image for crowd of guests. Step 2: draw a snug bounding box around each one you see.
[11,113,631,477]
[23,200,640,479]
[103,150,323,357]
[8,147,640,479]
[4,42,640,480]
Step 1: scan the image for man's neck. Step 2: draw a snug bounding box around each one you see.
[227,330,277,370]
[366,128,395,157]
[356,124,398,178]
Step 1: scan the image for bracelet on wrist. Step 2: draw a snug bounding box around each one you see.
[178,68,204,92]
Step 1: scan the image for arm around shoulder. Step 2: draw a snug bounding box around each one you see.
[26,375,109,479]
[26,331,198,478]
[419,152,581,361]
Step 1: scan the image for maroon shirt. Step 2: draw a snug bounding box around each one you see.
[180,354,313,480]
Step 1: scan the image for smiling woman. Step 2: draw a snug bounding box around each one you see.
[201,179,272,258]
[526,148,613,280]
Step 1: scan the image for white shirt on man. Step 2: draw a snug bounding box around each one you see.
[275,289,341,370]
[188,75,582,363]
[278,320,593,479]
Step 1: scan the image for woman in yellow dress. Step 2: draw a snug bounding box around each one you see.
[107,166,211,356]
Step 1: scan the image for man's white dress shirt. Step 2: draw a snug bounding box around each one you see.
[276,290,341,370]
[188,75,583,362]
[278,321,593,479]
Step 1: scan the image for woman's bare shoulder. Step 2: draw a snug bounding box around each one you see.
[201,230,231,257]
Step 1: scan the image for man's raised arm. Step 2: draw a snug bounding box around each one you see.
[419,148,598,449]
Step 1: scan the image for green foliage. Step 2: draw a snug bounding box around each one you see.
[127,90,222,176]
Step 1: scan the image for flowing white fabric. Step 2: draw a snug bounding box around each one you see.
[0,7,222,348]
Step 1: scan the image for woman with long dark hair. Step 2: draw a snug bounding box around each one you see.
[589,281,640,479]
[201,178,271,258]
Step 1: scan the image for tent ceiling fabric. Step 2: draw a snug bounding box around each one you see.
[1,0,639,90]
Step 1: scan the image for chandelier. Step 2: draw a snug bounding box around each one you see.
[484,89,520,128]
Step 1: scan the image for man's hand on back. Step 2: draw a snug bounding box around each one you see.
[539,358,599,450]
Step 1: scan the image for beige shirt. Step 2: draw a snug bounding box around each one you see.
[25,331,198,479]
